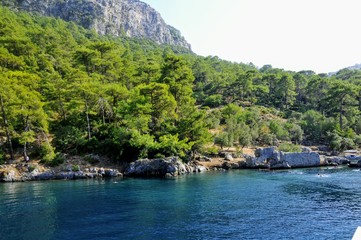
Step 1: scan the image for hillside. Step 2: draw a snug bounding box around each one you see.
[1,5,361,166]
[1,0,191,50]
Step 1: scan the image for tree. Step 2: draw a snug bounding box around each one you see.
[159,54,195,116]
[325,81,357,130]
[7,72,49,161]
[275,74,296,110]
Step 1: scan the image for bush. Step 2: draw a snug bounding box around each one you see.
[329,131,355,151]
[72,165,80,172]
[269,121,289,141]
[202,146,218,155]
[0,150,4,165]
[38,143,56,163]
[47,153,65,167]
[354,135,361,148]
[203,94,223,107]
[278,143,302,152]
[154,153,166,159]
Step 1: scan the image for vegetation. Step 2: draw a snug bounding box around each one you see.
[1,6,361,165]
[278,143,302,153]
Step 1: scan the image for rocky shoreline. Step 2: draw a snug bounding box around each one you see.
[0,147,357,182]
[0,163,123,182]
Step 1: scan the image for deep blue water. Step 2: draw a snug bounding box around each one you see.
[1,167,361,240]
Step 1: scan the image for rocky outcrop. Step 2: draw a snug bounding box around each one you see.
[2,0,191,50]
[325,156,350,166]
[124,157,208,177]
[246,147,325,169]
[0,164,122,182]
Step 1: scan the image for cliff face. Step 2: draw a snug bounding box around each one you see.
[2,0,191,50]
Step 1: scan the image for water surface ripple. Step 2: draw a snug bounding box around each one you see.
[1,168,360,239]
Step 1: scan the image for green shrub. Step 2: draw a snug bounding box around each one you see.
[39,143,56,163]
[48,153,65,167]
[203,94,223,107]
[202,146,219,156]
[354,135,361,147]
[278,143,302,152]
[72,165,80,172]
[154,153,166,159]
[0,150,4,165]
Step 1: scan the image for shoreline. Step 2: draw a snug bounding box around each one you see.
[0,149,354,183]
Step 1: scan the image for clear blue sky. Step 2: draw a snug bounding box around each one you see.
[142,0,361,73]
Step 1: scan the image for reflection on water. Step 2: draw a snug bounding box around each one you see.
[1,170,361,240]
[0,182,57,239]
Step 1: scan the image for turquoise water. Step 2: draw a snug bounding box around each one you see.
[1,167,361,240]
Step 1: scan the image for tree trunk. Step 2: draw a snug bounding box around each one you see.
[58,92,66,121]
[23,116,29,162]
[0,96,14,161]
[85,101,91,141]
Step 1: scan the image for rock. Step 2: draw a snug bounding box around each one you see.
[224,154,234,161]
[196,166,207,173]
[326,156,350,165]
[218,152,227,157]
[3,0,191,50]
[345,155,361,161]
[318,146,330,152]
[98,168,105,175]
[230,162,240,169]
[55,172,75,180]
[104,169,122,178]
[35,171,55,180]
[63,165,73,172]
[280,152,321,168]
[0,169,18,182]
[247,147,279,168]
[222,162,232,170]
[237,161,247,169]
[349,160,361,168]
[247,147,323,169]
[301,147,312,153]
[74,171,87,179]
[124,157,206,177]
[195,155,212,162]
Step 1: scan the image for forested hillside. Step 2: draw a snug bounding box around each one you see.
[1,6,361,165]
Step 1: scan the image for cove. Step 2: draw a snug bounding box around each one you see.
[1,167,361,240]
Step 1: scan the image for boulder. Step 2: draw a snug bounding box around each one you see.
[247,147,323,169]
[325,156,349,165]
[301,147,312,153]
[55,172,75,180]
[280,152,321,168]
[124,157,195,177]
[98,168,105,175]
[34,171,55,180]
[224,154,234,161]
[195,155,212,162]
[0,169,18,182]
[222,162,232,170]
[195,166,208,173]
[104,169,122,178]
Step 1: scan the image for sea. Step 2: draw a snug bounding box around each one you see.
[1,167,360,240]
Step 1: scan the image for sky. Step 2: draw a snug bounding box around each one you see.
[141,0,361,73]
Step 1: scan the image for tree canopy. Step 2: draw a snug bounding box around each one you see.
[1,6,361,165]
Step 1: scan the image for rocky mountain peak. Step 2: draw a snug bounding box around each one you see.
[1,0,191,50]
